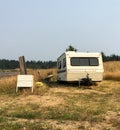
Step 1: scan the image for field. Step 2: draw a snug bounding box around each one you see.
[0,62,120,130]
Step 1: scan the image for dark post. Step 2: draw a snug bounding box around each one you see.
[19,56,27,74]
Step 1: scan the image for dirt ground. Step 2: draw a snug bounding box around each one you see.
[0,81,120,130]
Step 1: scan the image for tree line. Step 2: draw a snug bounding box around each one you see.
[0,59,57,69]
[0,53,120,69]
[101,52,120,62]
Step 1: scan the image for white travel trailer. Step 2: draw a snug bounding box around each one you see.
[57,51,104,82]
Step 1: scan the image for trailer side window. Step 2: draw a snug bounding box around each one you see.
[58,61,61,69]
[71,58,80,66]
[71,57,99,66]
[79,58,89,66]
[63,58,66,68]
[89,58,99,66]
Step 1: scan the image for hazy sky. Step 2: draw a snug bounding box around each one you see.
[0,0,120,61]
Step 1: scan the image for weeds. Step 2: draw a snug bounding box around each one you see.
[0,122,22,130]
[0,63,120,129]
[7,105,41,119]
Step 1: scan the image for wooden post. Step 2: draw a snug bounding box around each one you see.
[19,56,27,74]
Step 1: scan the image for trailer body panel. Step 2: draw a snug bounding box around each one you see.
[57,51,104,82]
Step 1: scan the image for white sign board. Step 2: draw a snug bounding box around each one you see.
[16,75,34,92]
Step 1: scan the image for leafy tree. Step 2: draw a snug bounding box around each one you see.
[66,45,77,52]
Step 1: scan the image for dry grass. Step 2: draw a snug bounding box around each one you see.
[104,61,120,81]
[0,80,120,130]
[30,61,120,82]
[0,68,57,95]
[104,72,120,81]
[0,62,120,130]
[0,76,17,94]
[27,68,57,82]
[104,61,120,72]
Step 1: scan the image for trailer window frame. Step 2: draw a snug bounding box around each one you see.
[57,61,62,69]
[70,57,99,66]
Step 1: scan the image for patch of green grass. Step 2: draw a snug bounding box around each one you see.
[42,106,80,121]
[0,121,53,130]
[40,102,106,123]
[0,106,9,117]
[9,111,37,119]
[0,122,23,130]
[8,106,42,119]
[0,120,55,130]
[0,116,7,123]
[25,122,53,130]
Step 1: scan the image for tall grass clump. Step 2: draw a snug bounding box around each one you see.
[0,76,17,94]
[103,61,120,81]
[0,68,57,95]
[27,68,57,82]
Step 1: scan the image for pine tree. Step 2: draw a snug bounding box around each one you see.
[66,45,77,52]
